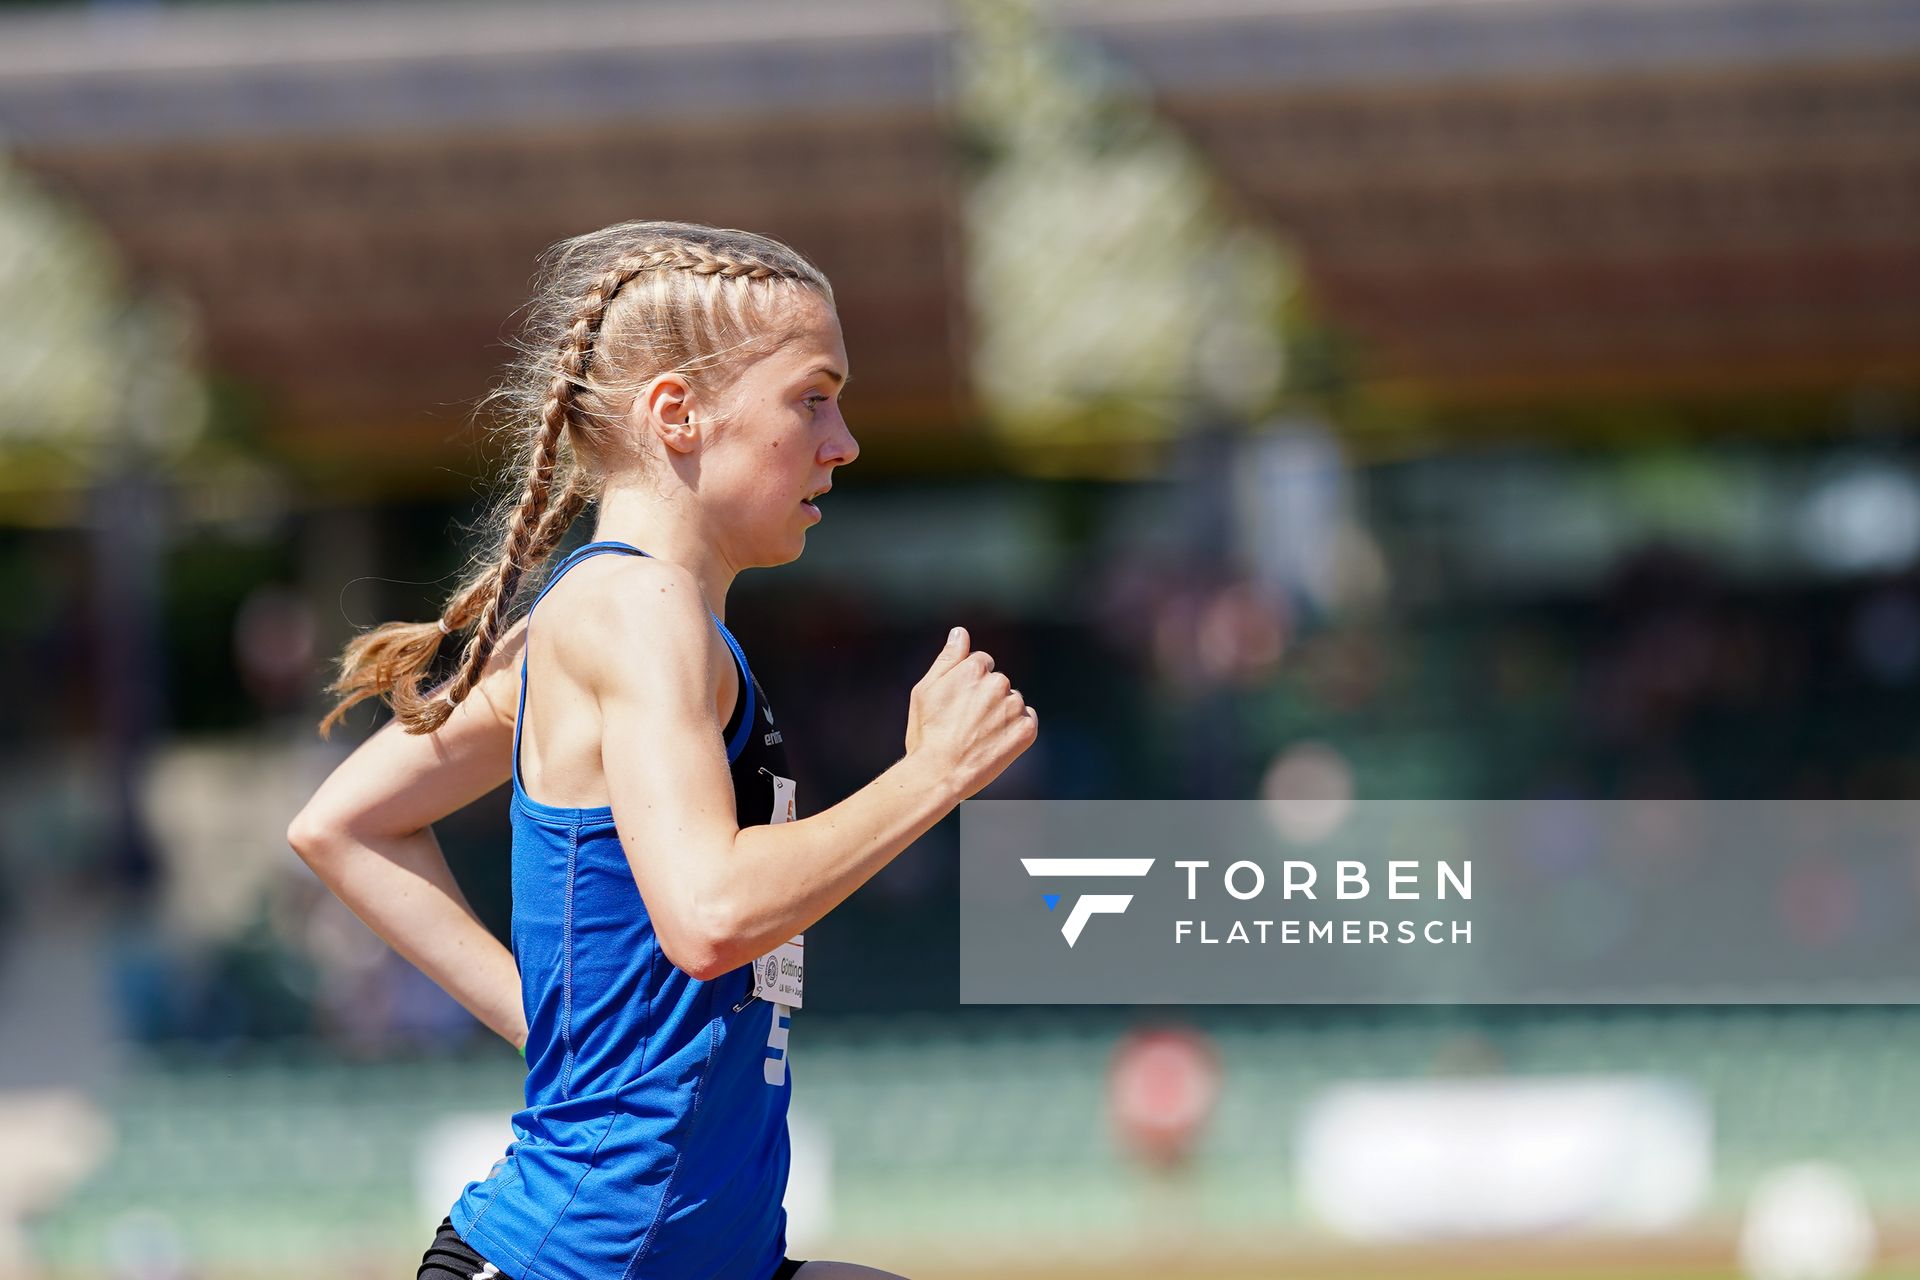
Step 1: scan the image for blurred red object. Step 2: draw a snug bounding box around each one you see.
[1107,1025,1222,1170]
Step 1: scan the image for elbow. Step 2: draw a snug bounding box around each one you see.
[659,895,745,983]
[671,948,733,984]
[286,807,342,869]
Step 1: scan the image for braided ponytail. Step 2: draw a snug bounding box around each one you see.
[319,222,833,737]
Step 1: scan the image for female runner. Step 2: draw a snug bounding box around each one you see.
[287,221,1037,1279]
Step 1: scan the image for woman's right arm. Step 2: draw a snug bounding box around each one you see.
[583,559,1035,981]
[285,621,531,1049]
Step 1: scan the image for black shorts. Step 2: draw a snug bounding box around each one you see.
[418,1216,806,1279]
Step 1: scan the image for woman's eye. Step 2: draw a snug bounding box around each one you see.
[804,395,827,413]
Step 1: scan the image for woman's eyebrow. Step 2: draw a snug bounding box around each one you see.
[806,365,850,388]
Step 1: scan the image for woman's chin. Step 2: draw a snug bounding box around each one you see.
[754,531,808,568]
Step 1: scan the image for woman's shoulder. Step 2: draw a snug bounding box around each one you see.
[536,553,721,693]
[539,551,703,627]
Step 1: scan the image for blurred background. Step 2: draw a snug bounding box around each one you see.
[1,0,1918,1275]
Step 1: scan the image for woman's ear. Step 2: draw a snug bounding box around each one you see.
[636,373,700,455]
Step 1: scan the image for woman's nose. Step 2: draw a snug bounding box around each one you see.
[825,420,859,466]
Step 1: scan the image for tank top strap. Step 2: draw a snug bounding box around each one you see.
[716,615,756,761]
[527,540,652,615]
[513,540,755,797]
[515,542,651,794]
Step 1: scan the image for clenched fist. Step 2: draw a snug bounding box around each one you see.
[904,627,1038,801]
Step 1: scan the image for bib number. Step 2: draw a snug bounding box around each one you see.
[756,773,802,1085]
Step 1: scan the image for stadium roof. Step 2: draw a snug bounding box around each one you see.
[1,0,1915,479]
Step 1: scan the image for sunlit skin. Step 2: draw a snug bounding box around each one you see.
[593,288,858,620]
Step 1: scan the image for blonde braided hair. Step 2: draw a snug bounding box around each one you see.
[320,221,834,736]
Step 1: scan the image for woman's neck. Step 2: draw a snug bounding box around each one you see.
[590,483,736,622]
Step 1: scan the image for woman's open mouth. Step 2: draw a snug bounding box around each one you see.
[801,484,830,521]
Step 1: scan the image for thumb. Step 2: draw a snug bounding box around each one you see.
[926,626,971,678]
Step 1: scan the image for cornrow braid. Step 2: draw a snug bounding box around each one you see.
[319,221,833,738]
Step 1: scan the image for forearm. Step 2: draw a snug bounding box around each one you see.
[713,749,959,968]
[295,827,527,1048]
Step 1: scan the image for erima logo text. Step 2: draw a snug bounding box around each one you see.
[1021,858,1156,946]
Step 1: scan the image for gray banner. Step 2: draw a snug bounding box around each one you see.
[959,801,1920,1004]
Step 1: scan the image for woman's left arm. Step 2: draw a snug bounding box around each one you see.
[287,621,529,1050]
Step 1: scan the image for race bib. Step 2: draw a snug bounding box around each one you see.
[751,773,803,1010]
[770,773,797,825]
[750,935,804,1008]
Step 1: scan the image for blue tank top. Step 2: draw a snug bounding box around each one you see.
[450,541,799,1280]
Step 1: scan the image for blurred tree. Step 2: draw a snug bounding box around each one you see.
[0,147,205,894]
[954,0,1294,477]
